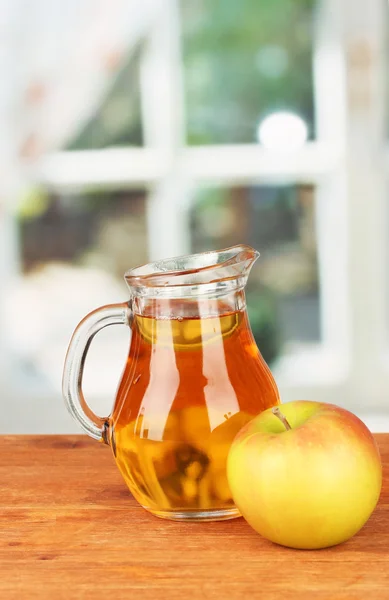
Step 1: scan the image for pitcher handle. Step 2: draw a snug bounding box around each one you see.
[62,303,131,441]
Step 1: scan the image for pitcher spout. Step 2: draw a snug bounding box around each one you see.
[211,244,260,281]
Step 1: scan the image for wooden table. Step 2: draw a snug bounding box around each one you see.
[1,435,388,599]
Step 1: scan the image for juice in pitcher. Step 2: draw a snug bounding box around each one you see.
[111,296,279,520]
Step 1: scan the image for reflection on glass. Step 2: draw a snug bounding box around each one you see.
[181,0,316,144]
[190,185,321,364]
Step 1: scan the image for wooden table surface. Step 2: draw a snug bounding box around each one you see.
[1,434,388,600]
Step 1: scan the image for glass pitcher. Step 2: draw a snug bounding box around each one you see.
[63,245,279,521]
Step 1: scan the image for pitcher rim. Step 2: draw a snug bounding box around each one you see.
[124,244,259,289]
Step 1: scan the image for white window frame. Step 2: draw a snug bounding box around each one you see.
[6,0,389,420]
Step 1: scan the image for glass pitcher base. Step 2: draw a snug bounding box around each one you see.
[145,506,241,522]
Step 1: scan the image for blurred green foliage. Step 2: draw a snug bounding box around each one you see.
[181,0,316,144]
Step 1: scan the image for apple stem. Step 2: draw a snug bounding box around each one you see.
[272,407,292,431]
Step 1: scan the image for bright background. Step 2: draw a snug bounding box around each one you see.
[1,0,389,433]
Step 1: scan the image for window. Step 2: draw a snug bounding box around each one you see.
[190,184,320,365]
[2,0,389,433]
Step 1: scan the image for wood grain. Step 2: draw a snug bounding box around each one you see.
[0,434,388,600]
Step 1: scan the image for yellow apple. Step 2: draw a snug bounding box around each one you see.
[227,401,382,549]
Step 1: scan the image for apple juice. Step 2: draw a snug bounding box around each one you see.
[110,308,279,519]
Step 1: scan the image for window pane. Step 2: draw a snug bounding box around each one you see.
[67,49,143,150]
[190,184,321,365]
[181,0,316,145]
[8,188,148,395]
[20,188,148,274]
